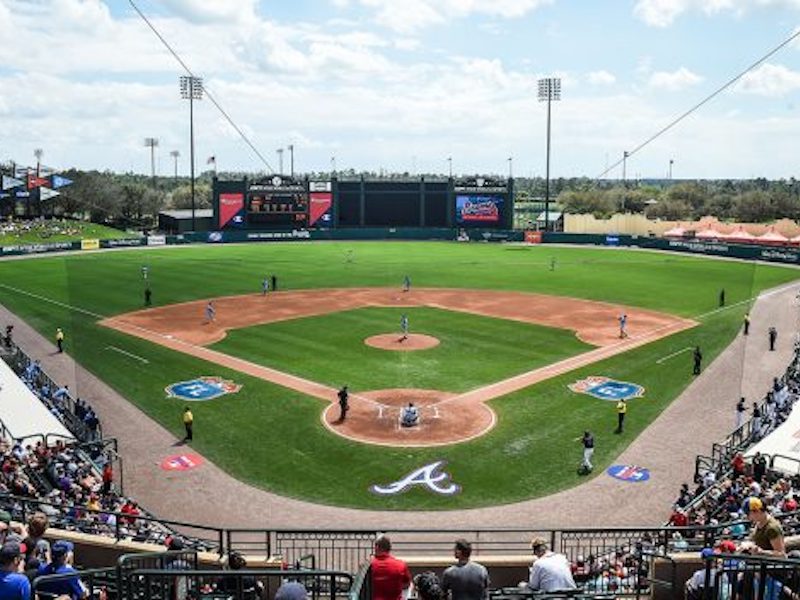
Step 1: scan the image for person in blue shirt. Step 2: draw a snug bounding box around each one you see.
[0,541,29,600]
[36,541,87,600]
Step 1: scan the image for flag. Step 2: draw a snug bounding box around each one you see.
[27,174,49,190]
[51,175,73,189]
[1,175,24,191]
[39,187,60,200]
[207,156,216,165]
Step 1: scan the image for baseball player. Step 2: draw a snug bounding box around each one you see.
[402,275,411,293]
[618,313,628,339]
[261,277,269,296]
[205,301,216,324]
[576,431,594,473]
[399,314,409,342]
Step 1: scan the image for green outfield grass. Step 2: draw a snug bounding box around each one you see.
[0,241,796,509]
[211,306,594,392]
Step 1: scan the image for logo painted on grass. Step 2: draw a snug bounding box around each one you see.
[569,376,645,401]
[160,454,204,471]
[166,377,242,402]
[370,460,461,496]
[607,464,650,483]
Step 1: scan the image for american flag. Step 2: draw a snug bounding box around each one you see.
[207,156,216,165]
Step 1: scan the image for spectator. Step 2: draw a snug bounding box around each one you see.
[216,552,263,600]
[21,514,48,564]
[36,541,87,600]
[415,572,444,600]
[739,497,786,557]
[274,581,307,600]
[753,453,768,483]
[370,536,411,600]
[0,541,28,600]
[527,537,576,593]
[441,539,489,600]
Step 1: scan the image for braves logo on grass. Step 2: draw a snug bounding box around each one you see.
[569,376,644,402]
[370,460,461,496]
[166,376,242,402]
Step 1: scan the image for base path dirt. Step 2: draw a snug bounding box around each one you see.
[101,287,695,447]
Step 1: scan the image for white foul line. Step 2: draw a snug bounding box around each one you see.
[655,346,693,365]
[106,345,149,364]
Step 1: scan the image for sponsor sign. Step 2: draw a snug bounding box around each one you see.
[524,231,542,244]
[160,453,204,471]
[80,238,100,251]
[165,376,242,402]
[105,238,145,248]
[2,242,73,255]
[218,192,244,228]
[607,464,650,483]
[309,192,333,227]
[246,230,311,240]
[147,235,166,246]
[370,460,461,496]
[207,231,223,243]
[309,181,332,192]
[569,376,645,401]
[605,235,619,246]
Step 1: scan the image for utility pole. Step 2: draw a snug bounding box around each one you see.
[170,150,180,182]
[277,148,284,175]
[537,77,561,232]
[288,144,294,178]
[143,138,158,187]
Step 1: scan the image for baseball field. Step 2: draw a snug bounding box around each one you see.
[0,241,796,510]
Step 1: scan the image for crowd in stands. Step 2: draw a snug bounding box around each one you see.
[668,343,800,531]
[19,358,100,442]
[0,217,88,241]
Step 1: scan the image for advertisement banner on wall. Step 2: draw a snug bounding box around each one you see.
[218,192,245,228]
[309,192,333,227]
[524,231,542,244]
[147,235,166,246]
[80,239,100,251]
[455,195,503,226]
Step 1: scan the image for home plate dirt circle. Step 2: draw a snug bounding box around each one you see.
[322,388,496,447]
[364,333,440,351]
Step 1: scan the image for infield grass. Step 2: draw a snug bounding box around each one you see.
[211,306,594,392]
[0,242,796,509]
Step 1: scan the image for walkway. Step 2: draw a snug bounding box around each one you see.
[0,283,796,529]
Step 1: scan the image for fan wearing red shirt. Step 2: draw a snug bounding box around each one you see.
[370,536,411,600]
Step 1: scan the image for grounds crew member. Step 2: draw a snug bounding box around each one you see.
[55,328,65,353]
[743,313,750,335]
[616,399,627,434]
[183,407,193,442]
[337,385,349,422]
[769,326,778,351]
[693,346,703,375]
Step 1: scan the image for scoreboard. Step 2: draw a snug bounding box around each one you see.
[247,176,308,227]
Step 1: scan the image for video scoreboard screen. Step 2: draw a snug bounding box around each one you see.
[247,176,308,227]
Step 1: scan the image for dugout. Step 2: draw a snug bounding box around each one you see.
[212,176,514,231]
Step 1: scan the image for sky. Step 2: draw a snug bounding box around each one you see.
[2,0,800,180]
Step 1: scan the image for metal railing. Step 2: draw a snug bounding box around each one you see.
[697,553,800,600]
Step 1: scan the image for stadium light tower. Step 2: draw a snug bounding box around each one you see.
[170,150,180,182]
[508,156,513,179]
[447,157,452,178]
[34,148,43,176]
[288,144,294,178]
[538,77,561,232]
[277,148,284,175]
[669,158,674,180]
[180,75,203,232]
[143,138,159,187]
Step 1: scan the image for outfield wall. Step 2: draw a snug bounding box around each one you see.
[4,229,800,266]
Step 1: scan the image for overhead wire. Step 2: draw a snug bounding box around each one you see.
[127,0,275,173]
[595,27,800,180]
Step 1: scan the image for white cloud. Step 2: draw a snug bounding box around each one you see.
[648,67,703,90]
[158,0,258,23]
[588,70,616,85]
[633,0,800,27]
[352,0,552,32]
[736,63,800,96]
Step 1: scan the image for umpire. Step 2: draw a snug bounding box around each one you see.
[337,385,349,422]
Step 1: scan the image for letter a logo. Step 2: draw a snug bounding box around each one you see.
[370,461,461,496]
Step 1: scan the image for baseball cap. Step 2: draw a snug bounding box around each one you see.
[0,541,21,561]
[51,540,74,560]
[275,582,307,600]
[742,497,764,513]
[0,510,12,524]
[717,540,737,553]
[701,548,716,560]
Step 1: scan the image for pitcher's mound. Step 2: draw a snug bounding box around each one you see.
[365,333,440,351]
